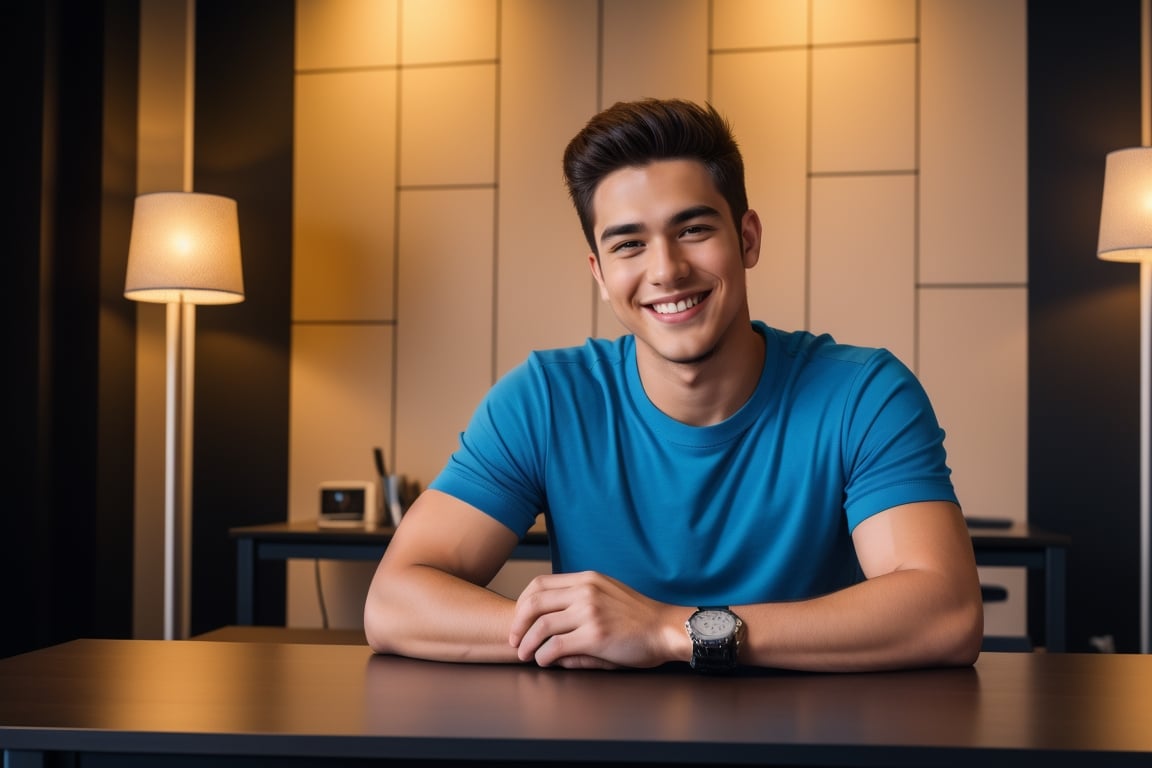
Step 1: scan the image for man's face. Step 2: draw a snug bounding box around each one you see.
[588,159,761,368]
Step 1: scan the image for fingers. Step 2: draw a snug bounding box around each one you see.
[523,619,616,668]
[508,573,590,661]
[507,571,659,668]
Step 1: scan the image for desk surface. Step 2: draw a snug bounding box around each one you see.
[1,639,1147,766]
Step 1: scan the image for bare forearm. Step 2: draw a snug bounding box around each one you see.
[730,570,983,672]
[364,564,522,663]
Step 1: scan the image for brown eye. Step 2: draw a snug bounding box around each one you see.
[611,240,644,255]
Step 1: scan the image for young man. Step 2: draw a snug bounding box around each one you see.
[364,98,983,672]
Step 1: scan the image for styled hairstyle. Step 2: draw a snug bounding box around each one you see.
[562,98,749,254]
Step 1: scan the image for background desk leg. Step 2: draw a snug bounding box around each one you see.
[1047,546,1067,652]
[236,538,255,625]
[5,750,47,768]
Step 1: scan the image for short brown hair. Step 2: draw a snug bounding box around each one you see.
[562,98,748,254]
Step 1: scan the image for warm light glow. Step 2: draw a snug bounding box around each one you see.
[124,192,245,304]
[173,233,197,255]
[1098,147,1152,263]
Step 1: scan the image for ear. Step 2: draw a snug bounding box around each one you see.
[740,209,763,269]
[588,251,610,300]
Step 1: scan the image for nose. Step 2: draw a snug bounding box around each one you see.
[646,238,688,285]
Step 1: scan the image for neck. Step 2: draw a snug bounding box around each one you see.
[637,321,765,426]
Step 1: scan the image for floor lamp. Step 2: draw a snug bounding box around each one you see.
[124,192,245,640]
[1098,148,1152,654]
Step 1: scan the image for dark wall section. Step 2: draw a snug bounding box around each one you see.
[1028,0,1146,652]
[2,0,52,661]
[0,0,139,658]
[191,0,294,633]
[95,0,144,643]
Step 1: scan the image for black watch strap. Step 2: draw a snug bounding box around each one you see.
[686,606,743,672]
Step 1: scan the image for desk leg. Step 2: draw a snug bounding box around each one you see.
[5,750,47,768]
[1047,545,1067,652]
[236,537,255,625]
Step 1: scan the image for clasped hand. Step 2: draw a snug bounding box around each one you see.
[508,570,679,669]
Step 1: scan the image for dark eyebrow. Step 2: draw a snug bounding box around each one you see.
[599,222,643,244]
[669,205,723,226]
[598,205,723,245]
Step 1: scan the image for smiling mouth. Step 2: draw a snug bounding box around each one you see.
[650,292,708,315]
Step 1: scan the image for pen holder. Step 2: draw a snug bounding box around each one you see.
[375,474,412,528]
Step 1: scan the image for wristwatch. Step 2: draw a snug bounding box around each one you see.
[685,606,744,672]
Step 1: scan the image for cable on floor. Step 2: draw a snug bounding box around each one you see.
[313,559,329,629]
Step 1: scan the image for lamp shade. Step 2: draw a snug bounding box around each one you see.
[1098,147,1152,262]
[125,192,245,304]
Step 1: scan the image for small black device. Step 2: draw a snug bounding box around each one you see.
[317,481,376,528]
[965,516,1013,529]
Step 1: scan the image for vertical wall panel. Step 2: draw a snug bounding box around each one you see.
[810,175,917,362]
[601,0,709,105]
[920,0,1027,284]
[398,64,498,187]
[396,188,496,484]
[497,0,599,375]
[920,288,1028,521]
[811,43,917,173]
[812,0,917,43]
[288,325,395,506]
[296,0,398,69]
[294,71,398,322]
[712,0,807,48]
[400,0,498,64]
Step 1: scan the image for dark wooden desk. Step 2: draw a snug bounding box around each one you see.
[1,639,1148,767]
[230,520,1069,651]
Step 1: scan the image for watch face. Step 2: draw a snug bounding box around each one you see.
[690,609,736,639]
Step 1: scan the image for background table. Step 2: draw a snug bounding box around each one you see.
[968,521,1069,650]
[230,519,1069,650]
[229,519,548,626]
[2,639,1147,767]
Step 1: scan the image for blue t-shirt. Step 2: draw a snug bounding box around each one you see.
[430,322,958,606]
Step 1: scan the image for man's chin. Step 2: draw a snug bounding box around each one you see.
[638,336,718,367]
[668,347,718,365]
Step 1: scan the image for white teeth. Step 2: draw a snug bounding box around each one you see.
[652,295,702,314]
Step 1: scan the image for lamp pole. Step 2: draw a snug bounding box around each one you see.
[164,299,196,640]
[1142,260,1150,654]
[1141,0,1150,656]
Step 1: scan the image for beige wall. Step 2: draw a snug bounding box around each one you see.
[288,0,1029,637]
